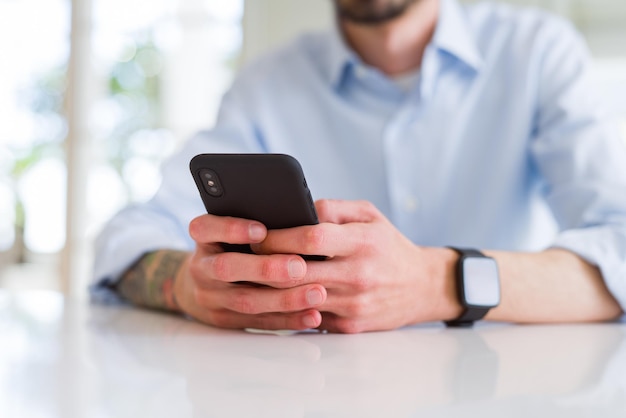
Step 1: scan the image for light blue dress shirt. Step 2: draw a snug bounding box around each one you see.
[93,0,626,309]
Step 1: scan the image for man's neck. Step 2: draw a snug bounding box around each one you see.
[339,0,440,76]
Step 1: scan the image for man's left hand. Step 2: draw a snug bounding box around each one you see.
[254,199,461,333]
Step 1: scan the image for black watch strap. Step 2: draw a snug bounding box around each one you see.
[451,248,483,257]
[445,247,493,328]
[445,307,491,328]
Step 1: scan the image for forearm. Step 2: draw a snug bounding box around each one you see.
[117,250,189,312]
[484,248,623,323]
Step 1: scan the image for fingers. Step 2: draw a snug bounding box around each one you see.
[183,248,327,331]
[207,309,323,331]
[197,281,326,314]
[193,252,313,288]
[254,222,376,258]
[252,200,385,257]
[189,214,267,246]
[315,199,382,224]
[192,278,325,330]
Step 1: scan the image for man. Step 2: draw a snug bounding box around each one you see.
[93,0,626,333]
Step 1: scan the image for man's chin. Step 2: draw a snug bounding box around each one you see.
[335,0,418,25]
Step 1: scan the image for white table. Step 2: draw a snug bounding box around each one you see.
[2,290,626,418]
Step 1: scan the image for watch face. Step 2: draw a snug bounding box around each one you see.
[462,257,500,308]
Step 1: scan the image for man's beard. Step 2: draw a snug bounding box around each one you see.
[334,0,419,24]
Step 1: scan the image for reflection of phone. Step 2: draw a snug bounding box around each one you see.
[190,153,322,258]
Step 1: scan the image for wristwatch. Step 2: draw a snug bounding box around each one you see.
[445,247,500,327]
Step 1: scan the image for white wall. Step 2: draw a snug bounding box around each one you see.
[241,0,333,66]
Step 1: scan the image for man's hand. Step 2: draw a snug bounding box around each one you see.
[254,199,462,333]
[173,214,328,331]
[118,199,621,332]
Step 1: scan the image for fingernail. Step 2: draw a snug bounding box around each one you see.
[249,224,265,241]
[288,259,305,278]
[306,289,323,306]
[303,314,318,329]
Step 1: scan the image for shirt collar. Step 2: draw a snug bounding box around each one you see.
[432,0,483,72]
[324,0,483,89]
[325,24,358,90]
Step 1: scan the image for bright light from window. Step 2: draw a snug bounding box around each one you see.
[0,0,243,282]
[18,159,66,254]
[0,0,68,259]
[205,0,243,21]
[0,182,15,251]
[86,165,128,235]
[0,0,68,149]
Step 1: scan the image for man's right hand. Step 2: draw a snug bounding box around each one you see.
[174,214,327,330]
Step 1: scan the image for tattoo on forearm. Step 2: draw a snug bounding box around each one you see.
[117,250,188,312]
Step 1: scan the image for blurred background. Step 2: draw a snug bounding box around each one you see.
[0,0,625,298]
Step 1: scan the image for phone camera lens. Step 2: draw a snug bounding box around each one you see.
[200,169,223,197]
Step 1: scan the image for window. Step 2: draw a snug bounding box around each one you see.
[0,0,70,287]
[0,0,243,293]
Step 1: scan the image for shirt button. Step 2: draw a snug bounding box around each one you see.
[404,196,420,213]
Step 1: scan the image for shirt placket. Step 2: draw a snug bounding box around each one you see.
[382,47,440,242]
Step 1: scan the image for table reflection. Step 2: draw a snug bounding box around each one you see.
[87,304,626,418]
[2,291,625,418]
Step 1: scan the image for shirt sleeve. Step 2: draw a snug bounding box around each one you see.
[90,84,266,302]
[529,18,626,308]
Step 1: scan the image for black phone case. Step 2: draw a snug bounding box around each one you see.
[190,154,323,261]
[190,153,319,229]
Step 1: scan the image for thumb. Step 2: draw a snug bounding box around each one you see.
[315,199,382,224]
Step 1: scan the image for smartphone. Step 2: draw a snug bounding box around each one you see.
[189,153,322,258]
